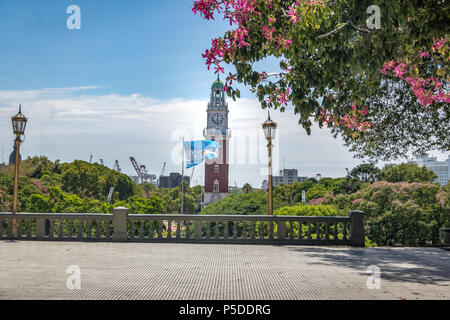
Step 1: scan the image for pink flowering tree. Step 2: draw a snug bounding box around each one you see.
[193,0,449,159]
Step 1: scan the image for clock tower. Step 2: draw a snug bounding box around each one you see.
[203,76,231,206]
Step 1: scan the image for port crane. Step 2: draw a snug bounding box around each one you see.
[130,157,149,184]
[113,160,122,173]
[157,162,167,186]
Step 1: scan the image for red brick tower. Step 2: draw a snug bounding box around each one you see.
[203,76,230,206]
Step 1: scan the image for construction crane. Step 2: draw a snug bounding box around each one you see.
[158,162,167,186]
[160,162,166,177]
[107,187,114,203]
[130,157,149,184]
[113,160,122,173]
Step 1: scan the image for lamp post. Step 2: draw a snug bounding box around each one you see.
[262,111,277,215]
[11,105,27,237]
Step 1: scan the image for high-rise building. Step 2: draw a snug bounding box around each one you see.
[203,76,231,206]
[158,173,190,189]
[272,169,308,187]
[408,155,450,186]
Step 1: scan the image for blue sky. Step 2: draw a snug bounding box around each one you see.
[0,0,233,98]
[0,0,446,187]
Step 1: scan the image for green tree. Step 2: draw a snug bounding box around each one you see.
[115,195,165,215]
[242,183,253,194]
[61,161,100,198]
[201,190,289,215]
[305,184,327,202]
[322,181,449,246]
[193,0,449,159]
[380,163,438,183]
[348,163,381,183]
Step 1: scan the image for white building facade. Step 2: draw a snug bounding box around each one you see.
[272,169,308,187]
[408,155,450,186]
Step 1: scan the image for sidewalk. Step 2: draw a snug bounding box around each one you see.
[0,241,448,300]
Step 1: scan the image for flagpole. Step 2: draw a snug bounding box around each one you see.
[181,137,185,215]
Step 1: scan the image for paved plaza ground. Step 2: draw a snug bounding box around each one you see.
[0,241,449,300]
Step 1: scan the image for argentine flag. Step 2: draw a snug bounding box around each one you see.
[184,140,221,168]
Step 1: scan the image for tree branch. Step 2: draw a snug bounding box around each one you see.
[315,18,372,40]
[349,19,372,34]
[316,20,350,39]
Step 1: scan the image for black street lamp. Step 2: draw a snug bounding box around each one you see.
[11,105,27,237]
[262,111,277,215]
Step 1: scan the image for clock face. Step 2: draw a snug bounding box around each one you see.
[211,113,224,125]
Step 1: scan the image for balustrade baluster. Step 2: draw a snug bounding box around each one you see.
[307,222,312,240]
[166,220,172,239]
[148,221,154,239]
[315,222,320,240]
[176,221,182,239]
[157,221,162,239]
[259,221,264,240]
[289,221,294,240]
[106,220,111,238]
[49,219,55,238]
[0,219,3,238]
[68,220,73,238]
[298,221,303,240]
[251,221,256,240]
[77,220,83,238]
[57,220,63,238]
[223,221,229,239]
[129,220,135,239]
[185,220,190,239]
[87,220,93,238]
[343,222,348,240]
[334,222,338,240]
[268,221,274,240]
[27,219,32,238]
[96,220,102,239]
[138,221,144,239]
[7,219,12,237]
[233,221,238,239]
[17,219,23,238]
[241,222,248,239]
[213,221,218,239]
[7,219,11,237]
[325,222,329,240]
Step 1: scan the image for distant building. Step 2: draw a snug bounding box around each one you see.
[408,155,450,186]
[8,144,21,165]
[159,175,171,188]
[272,169,308,187]
[261,180,268,191]
[159,173,190,189]
[130,174,157,186]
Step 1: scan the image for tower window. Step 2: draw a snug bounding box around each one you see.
[214,165,219,173]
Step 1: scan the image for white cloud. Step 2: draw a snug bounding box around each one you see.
[0,86,367,187]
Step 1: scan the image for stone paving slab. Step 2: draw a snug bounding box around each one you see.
[0,241,448,300]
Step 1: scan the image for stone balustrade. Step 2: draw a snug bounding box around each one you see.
[0,208,365,246]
